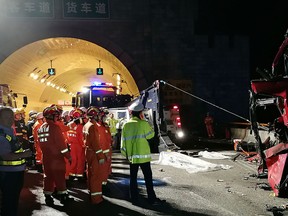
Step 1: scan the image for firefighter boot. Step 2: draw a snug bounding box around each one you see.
[45,195,54,206]
[60,194,74,205]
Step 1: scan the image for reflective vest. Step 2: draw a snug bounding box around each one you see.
[0,131,26,166]
[121,116,154,164]
[107,118,118,136]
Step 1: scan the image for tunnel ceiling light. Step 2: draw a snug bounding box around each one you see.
[117,74,121,81]
[29,66,76,96]
[33,74,39,80]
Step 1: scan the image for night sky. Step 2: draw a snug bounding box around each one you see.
[195,1,288,79]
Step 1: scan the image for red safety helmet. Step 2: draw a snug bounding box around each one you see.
[72,108,83,118]
[87,106,100,118]
[49,104,63,114]
[98,107,108,119]
[43,106,61,120]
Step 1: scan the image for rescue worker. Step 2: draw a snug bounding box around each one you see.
[0,107,32,216]
[26,110,38,167]
[13,108,31,167]
[67,108,86,181]
[61,110,71,125]
[97,108,112,187]
[32,112,45,173]
[50,104,72,183]
[107,113,118,150]
[83,106,105,205]
[13,108,29,149]
[38,106,73,206]
[121,102,165,205]
[204,112,215,138]
[26,110,37,141]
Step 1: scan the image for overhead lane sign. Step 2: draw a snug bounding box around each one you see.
[4,0,109,19]
[63,0,110,19]
[6,0,54,18]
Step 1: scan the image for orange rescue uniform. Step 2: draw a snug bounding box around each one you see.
[67,123,85,178]
[56,120,72,180]
[38,120,71,195]
[97,122,112,184]
[83,120,105,204]
[32,120,44,165]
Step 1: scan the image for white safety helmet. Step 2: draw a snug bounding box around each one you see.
[36,112,44,120]
[79,107,87,113]
[62,110,69,118]
[29,110,37,118]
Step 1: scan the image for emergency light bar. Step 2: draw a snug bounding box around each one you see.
[92,82,113,86]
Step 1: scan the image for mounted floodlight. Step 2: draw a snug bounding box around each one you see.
[81,87,90,93]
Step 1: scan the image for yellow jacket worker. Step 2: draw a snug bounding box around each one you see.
[121,102,166,206]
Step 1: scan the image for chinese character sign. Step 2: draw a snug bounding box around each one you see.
[63,0,109,19]
[6,0,54,18]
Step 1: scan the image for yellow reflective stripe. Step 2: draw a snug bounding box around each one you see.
[38,133,49,137]
[103,149,110,153]
[96,149,103,154]
[0,159,26,166]
[91,192,102,196]
[128,154,151,160]
[61,148,69,153]
[5,134,12,142]
[122,131,153,141]
[15,148,24,153]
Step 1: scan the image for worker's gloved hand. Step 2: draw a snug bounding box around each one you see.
[99,158,105,164]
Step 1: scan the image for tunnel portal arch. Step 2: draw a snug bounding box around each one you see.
[0,27,148,112]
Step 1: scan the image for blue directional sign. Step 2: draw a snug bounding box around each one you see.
[48,68,56,76]
[96,68,103,75]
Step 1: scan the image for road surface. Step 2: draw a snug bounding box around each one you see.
[17,148,288,216]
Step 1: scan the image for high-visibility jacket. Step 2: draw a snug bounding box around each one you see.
[107,118,118,136]
[121,116,155,164]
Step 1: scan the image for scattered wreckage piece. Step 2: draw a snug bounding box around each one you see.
[264,143,288,197]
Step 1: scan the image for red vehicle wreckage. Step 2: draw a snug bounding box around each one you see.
[250,29,288,197]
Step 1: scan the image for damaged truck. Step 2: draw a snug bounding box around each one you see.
[250,29,288,197]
